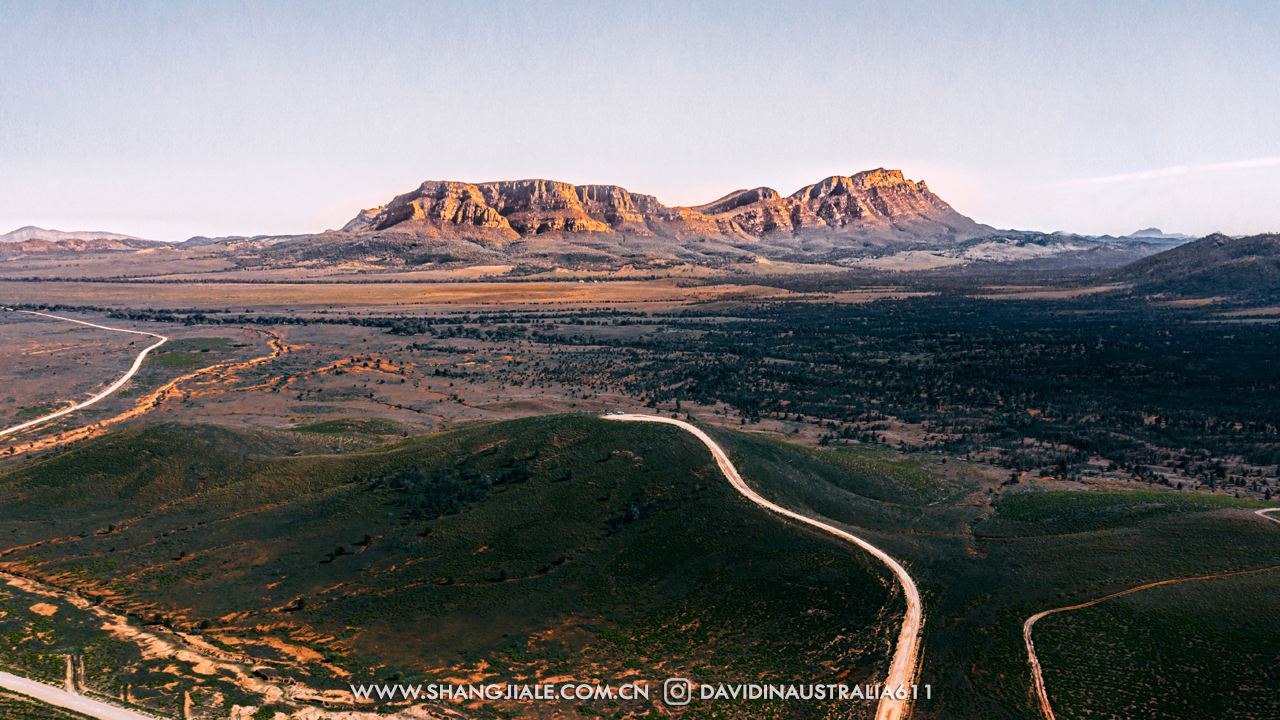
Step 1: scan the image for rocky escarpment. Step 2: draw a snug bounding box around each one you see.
[341,181,518,238]
[175,170,1170,273]
[341,168,986,244]
[693,169,979,238]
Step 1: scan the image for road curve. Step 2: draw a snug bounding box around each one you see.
[1025,506,1280,720]
[0,670,164,720]
[0,310,168,438]
[605,414,923,720]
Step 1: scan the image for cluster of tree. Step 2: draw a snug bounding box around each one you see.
[374,465,494,520]
[535,296,1280,471]
[605,486,659,534]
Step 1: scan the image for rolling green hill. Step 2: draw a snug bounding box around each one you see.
[0,417,899,719]
[1,417,1277,719]
[1114,232,1280,299]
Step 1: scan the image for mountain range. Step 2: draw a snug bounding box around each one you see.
[2,171,1239,276]
[340,168,988,245]
[222,169,1166,271]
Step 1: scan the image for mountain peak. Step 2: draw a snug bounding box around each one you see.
[692,187,781,215]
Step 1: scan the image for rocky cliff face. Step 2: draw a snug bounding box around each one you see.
[342,168,984,244]
[341,181,518,237]
[694,169,973,236]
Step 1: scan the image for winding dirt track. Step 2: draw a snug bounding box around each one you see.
[606,414,923,720]
[1024,507,1280,720]
[2,322,287,458]
[0,310,168,438]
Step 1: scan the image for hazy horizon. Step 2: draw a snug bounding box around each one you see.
[3,1,1278,242]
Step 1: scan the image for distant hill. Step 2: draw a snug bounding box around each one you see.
[180,235,250,248]
[0,225,154,243]
[0,226,168,257]
[1114,233,1280,298]
[0,237,171,257]
[1123,227,1193,241]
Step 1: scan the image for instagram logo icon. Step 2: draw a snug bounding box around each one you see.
[663,678,693,706]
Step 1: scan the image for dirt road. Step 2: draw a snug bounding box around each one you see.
[605,414,923,720]
[1024,507,1280,720]
[0,670,164,720]
[0,310,168,438]
[2,327,287,458]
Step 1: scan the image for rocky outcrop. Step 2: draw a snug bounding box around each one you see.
[341,181,517,237]
[342,169,985,244]
[575,184,650,234]
[476,180,611,235]
[692,187,782,216]
[690,169,977,237]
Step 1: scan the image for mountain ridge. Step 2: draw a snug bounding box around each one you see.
[173,169,1170,273]
[1113,233,1280,298]
[339,168,990,244]
[1,226,156,243]
[0,171,1189,273]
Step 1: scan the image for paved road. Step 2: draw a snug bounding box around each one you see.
[0,310,169,438]
[605,414,923,720]
[0,670,164,720]
[1025,506,1280,720]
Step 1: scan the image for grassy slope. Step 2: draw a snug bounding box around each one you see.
[1,418,1277,719]
[705,428,1280,719]
[0,417,895,719]
[1035,570,1280,720]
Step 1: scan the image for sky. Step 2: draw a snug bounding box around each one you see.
[2,0,1278,241]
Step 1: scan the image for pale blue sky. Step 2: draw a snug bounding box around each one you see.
[2,1,1278,240]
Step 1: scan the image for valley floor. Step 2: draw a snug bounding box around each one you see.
[1,277,1278,719]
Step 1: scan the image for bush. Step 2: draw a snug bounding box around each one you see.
[381,465,493,520]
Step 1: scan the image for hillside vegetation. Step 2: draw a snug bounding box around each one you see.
[0,417,899,719]
[1115,233,1280,299]
[0,417,1276,719]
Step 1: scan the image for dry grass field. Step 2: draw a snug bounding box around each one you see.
[0,279,792,311]
[0,279,838,463]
